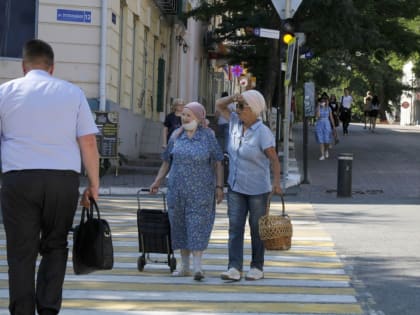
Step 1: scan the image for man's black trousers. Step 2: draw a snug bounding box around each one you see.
[1,170,80,315]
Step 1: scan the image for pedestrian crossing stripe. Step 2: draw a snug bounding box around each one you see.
[0,300,363,314]
[0,196,364,314]
[0,280,357,294]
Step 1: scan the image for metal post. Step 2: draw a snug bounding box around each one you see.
[302,116,309,184]
[275,43,284,153]
[282,84,292,180]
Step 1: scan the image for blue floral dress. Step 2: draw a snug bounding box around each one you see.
[315,106,332,144]
[162,127,224,251]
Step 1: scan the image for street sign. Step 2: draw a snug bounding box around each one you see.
[253,27,280,40]
[57,9,92,23]
[304,82,315,117]
[295,32,306,46]
[271,0,302,19]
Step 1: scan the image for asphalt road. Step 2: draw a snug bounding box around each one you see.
[291,122,420,315]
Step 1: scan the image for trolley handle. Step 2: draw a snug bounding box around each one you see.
[137,187,167,212]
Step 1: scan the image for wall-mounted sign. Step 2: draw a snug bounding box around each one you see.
[231,65,243,77]
[93,111,119,158]
[57,9,91,23]
[401,101,410,109]
[239,77,248,87]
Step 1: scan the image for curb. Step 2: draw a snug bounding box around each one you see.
[80,171,302,196]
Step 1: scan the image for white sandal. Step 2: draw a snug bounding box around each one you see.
[171,269,191,277]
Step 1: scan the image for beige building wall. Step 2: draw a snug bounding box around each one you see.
[0,0,209,158]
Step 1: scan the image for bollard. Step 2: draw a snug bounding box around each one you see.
[337,153,353,197]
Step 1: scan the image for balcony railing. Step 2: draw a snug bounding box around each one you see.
[155,0,179,15]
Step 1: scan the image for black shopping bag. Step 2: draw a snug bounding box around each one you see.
[72,198,114,275]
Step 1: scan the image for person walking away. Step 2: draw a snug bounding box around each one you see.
[214,91,236,152]
[328,94,340,145]
[315,96,336,160]
[150,102,224,281]
[339,88,353,135]
[369,95,380,132]
[0,39,100,315]
[162,98,185,149]
[289,94,296,141]
[215,90,282,281]
[363,91,373,129]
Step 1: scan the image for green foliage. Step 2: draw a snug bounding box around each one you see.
[187,0,420,111]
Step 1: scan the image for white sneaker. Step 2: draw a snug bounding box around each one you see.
[325,150,329,158]
[220,267,241,281]
[319,156,325,160]
[172,269,191,277]
[245,268,264,280]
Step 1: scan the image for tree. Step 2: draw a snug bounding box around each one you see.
[187,0,420,116]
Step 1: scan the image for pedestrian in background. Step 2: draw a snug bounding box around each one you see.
[315,95,336,160]
[363,91,373,129]
[328,94,340,145]
[369,95,380,132]
[289,94,296,141]
[162,98,185,148]
[214,91,236,152]
[150,102,224,281]
[0,39,100,315]
[216,90,282,281]
[339,88,353,135]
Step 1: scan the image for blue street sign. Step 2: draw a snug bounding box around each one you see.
[57,9,92,23]
[304,51,314,59]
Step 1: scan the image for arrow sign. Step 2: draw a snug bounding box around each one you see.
[253,27,280,40]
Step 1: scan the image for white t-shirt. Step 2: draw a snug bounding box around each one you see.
[341,95,353,109]
[0,70,99,172]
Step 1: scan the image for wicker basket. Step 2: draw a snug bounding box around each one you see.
[259,194,292,250]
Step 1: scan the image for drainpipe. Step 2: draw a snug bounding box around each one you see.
[99,0,108,111]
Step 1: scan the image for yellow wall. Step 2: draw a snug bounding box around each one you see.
[0,0,172,121]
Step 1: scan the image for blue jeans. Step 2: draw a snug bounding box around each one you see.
[216,123,229,152]
[227,189,269,271]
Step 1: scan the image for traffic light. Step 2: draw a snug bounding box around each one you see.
[281,19,295,45]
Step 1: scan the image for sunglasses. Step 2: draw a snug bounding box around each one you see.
[237,102,249,111]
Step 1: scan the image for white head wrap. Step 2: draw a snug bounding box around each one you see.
[241,90,266,116]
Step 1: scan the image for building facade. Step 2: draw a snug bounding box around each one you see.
[400,61,420,126]
[0,0,210,160]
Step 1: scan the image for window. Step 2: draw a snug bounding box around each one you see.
[0,0,36,58]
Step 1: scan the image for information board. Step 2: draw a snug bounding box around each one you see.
[304,82,315,117]
[94,111,119,158]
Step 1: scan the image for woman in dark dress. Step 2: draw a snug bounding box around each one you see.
[162,98,185,148]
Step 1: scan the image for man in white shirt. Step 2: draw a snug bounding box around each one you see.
[340,88,353,135]
[0,39,99,315]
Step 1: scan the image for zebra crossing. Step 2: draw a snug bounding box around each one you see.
[0,195,364,314]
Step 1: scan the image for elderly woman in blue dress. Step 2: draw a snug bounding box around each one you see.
[150,102,224,281]
[216,90,282,281]
[315,94,336,160]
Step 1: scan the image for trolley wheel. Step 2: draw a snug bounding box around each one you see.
[169,256,177,272]
[137,256,146,271]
